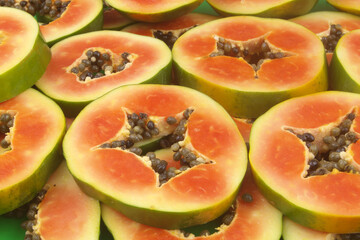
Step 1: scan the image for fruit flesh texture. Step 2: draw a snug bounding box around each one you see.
[0,89,65,214]
[173,16,327,118]
[207,0,317,18]
[63,84,247,229]
[233,118,253,143]
[103,8,133,30]
[36,31,171,116]
[36,161,100,240]
[39,0,103,45]
[330,29,360,93]
[249,91,360,233]
[291,11,360,64]
[102,167,282,240]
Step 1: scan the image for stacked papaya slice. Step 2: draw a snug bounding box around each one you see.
[3,0,360,239]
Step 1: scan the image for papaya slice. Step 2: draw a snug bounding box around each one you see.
[206,0,318,18]
[101,161,282,240]
[0,7,50,103]
[0,88,65,215]
[327,0,360,15]
[22,161,101,240]
[63,84,247,229]
[105,0,204,23]
[249,91,360,233]
[103,7,133,30]
[329,29,360,93]
[173,16,328,118]
[122,13,218,49]
[283,217,360,240]
[291,11,360,64]
[35,31,172,117]
[233,118,253,144]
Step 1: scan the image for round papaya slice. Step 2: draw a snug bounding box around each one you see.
[35,31,172,117]
[63,84,248,229]
[173,16,328,118]
[21,161,100,240]
[206,0,317,18]
[105,0,204,23]
[283,217,360,240]
[291,11,360,64]
[329,29,360,93]
[327,0,360,15]
[101,162,282,240]
[0,7,51,103]
[249,91,360,233]
[122,13,218,49]
[0,88,65,215]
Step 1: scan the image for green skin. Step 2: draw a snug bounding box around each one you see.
[173,59,328,118]
[208,0,318,18]
[43,60,172,118]
[45,6,104,46]
[329,48,360,92]
[106,0,203,23]
[0,34,51,103]
[327,0,360,15]
[0,126,65,214]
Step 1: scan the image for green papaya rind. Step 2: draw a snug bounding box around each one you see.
[327,0,360,15]
[207,0,318,18]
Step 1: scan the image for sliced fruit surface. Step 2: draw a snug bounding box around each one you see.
[122,13,218,49]
[39,0,103,46]
[206,0,318,18]
[233,117,253,143]
[0,7,50,103]
[283,217,360,240]
[22,161,101,240]
[103,7,133,30]
[329,29,360,93]
[0,88,65,215]
[327,0,360,15]
[249,91,360,233]
[102,164,282,240]
[63,84,247,229]
[105,0,204,22]
[173,16,327,118]
[36,30,172,117]
[291,11,360,64]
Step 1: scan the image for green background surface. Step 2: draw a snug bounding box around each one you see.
[0,0,338,239]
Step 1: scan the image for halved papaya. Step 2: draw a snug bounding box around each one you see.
[0,7,50,103]
[103,7,133,30]
[38,0,103,46]
[206,0,318,18]
[173,16,328,118]
[0,88,65,215]
[329,29,360,93]
[22,161,101,240]
[283,217,360,240]
[105,0,204,22]
[35,31,172,117]
[291,11,360,64]
[102,165,282,240]
[233,118,253,144]
[122,13,218,49]
[63,84,248,229]
[249,91,360,233]
[327,0,360,15]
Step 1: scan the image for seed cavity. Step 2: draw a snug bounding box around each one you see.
[0,0,70,19]
[0,111,16,154]
[319,24,345,53]
[285,110,360,178]
[209,34,294,78]
[67,48,136,82]
[152,25,198,49]
[333,233,360,240]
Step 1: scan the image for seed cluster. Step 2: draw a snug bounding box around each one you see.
[321,24,344,53]
[210,37,287,75]
[336,233,360,240]
[0,0,70,19]
[0,112,14,150]
[291,113,359,177]
[21,187,49,240]
[152,25,197,49]
[71,50,131,81]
